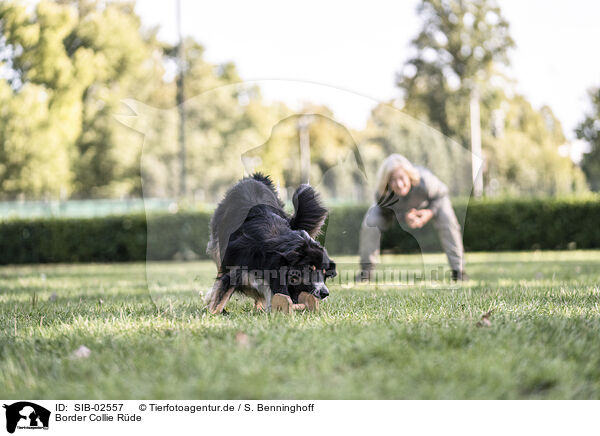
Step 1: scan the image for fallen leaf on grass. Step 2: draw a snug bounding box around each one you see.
[235,332,250,348]
[476,310,493,327]
[71,345,91,359]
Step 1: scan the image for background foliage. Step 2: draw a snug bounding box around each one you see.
[0,0,595,203]
[1,196,599,264]
[577,87,600,191]
[395,0,587,196]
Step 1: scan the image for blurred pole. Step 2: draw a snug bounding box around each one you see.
[298,115,311,185]
[470,85,483,198]
[176,0,187,199]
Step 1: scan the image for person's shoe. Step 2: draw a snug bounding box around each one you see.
[355,268,376,283]
[452,270,469,281]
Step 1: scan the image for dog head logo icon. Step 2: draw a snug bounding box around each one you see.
[3,402,50,434]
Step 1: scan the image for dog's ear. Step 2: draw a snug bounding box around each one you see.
[325,259,337,278]
[277,246,301,265]
[289,184,328,238]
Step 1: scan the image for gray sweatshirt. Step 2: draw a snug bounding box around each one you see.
[376,166,449,216]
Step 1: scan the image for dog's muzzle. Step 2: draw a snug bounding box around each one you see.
[313,282,329,299]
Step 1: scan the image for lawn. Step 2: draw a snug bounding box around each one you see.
[1,251,599,399]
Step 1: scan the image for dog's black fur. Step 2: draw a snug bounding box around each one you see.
[205,173,336,313]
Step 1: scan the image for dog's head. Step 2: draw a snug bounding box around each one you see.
[279,230,336,301]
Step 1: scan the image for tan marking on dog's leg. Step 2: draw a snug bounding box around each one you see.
[254,297,266,312]
[210,287,235,314]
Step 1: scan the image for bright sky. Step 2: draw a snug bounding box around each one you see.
[135,0,600,145]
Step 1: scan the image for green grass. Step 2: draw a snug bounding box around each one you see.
[1,251,599,399]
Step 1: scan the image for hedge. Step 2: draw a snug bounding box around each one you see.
[0,197,599,264]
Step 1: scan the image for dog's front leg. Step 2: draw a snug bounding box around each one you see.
[254,297,266,311]
[256,284,273,312]
[206,274,235,314]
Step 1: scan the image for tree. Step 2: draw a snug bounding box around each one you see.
[0,1,91,198]
[0,0,168,199]
[483,95,587,195]
[397,0,514,143]
[119,38,290,202]
[395,0,586,196]
[576,87,600,191]
[62,0,172,198]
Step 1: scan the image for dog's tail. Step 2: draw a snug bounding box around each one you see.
[250,172,285,209]
[289,184,328,238]
[251,172,276,191]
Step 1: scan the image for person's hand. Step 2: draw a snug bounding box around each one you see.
[405,209,419,228]
[405,208,433,229]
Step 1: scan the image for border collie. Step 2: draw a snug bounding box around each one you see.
[205,173,336,313]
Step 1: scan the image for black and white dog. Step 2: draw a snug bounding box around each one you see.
[205,173,336,313]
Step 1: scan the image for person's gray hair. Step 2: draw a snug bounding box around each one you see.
[375,154,420,200]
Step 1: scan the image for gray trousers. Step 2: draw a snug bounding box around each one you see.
[358,196,464,272]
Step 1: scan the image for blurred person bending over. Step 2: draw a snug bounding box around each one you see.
[358,154,467,281]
